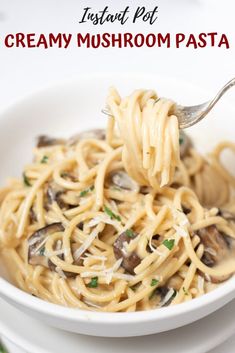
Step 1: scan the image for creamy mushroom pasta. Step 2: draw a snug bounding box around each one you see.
[0,88,235,312]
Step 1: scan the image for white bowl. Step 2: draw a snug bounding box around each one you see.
[0,73,234,337]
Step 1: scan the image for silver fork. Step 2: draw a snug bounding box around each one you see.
[102,78,235,129]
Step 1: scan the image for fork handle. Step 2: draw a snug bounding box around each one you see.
[208,77,235,113]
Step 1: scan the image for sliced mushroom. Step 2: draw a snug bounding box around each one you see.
[46,180,79,209]
[147,234,160,253]
[113,231,141,274]
[166,274,183,291]
[29,207,37,223]
[37,135,65,148]
[71,243,85,266]
[198,225,229,265]
[110,171,140,192]
[60,172,77,182]
[156,286,169,300]
[206,273,232,284]
[47,182,67,209]
[37,129,106,148]
[218,209,235,223]
[48,239,64,272]
[77,222,84,230]
[28,223,82,278]
[140,186,151,195]
[182,206,191,215]
[28,223,64,267]
[198,225,232,283]
[68,129,106,145]
[179,131,193,158]
[217,209,235,247]
[154,287,176,306]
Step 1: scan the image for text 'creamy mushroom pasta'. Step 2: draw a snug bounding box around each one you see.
[0,88,235,312]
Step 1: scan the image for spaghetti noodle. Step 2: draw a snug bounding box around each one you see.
[0,87,235,312]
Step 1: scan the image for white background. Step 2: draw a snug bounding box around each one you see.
[0,0,235,109]
[0,0,234,352]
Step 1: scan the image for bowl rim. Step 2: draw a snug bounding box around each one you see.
[0,277,235,323]
[0,73,235,324]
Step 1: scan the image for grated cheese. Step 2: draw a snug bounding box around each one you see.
[32,236,49,254]
[204,273,211,282]
[81,270,134,282]
[44,249,66,257]
[79,196,93,205]
[204,247,217,256]
[55,266,67,279]
[84,253,107,261]
[148,237,164,256]
[112,273,135,281]
[198,275,205,293]
[28,235,43,246]
[81,271,106,277]
[160,288,175,307]
[87,214,119,228]
[110,200,119,213]
[106,258,123,284]
[122,241,130,256]
[73,223,103,261]
[169,206,190,243]
[173,225,188,238]
[124,234,140,252]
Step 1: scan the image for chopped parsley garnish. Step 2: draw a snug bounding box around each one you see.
[87,276,98,288]
[39,246,45,256]
[80,190,89,197]
[40,155,49,164]
[130,284,138,292]
[80,185,94,197]
[179,136,184,145]
[23,172,31,187]
[104,205,121,222]
[163,239,175,251]
[60,172,70,178]
[183,287,189,295]
[151,278,159,287]
[126,229,134,238]
[0,343,7,353]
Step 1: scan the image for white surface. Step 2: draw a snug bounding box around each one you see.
[0,0,235,350]
[0,74,235,337]
[0,0,235,110]
[3,335,235,353]
[1,337,27,353]
[209,335,235,353]
[0,298,235,353]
